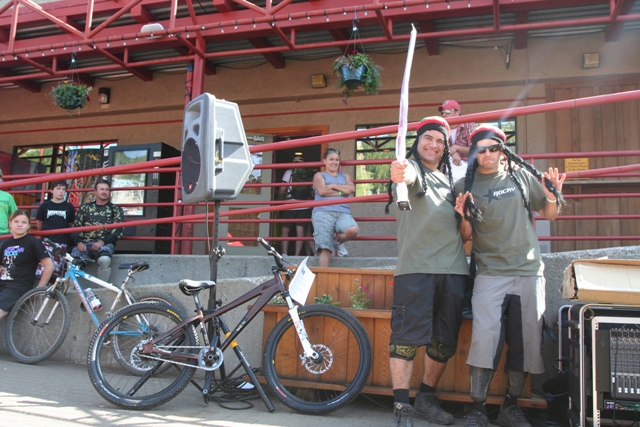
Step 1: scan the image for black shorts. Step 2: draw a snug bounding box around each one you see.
[0,282,32,312]
[281,208,312,228]
[389,273,467,348]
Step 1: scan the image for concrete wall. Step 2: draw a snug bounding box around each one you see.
[1,246,639,394]
[0,254,397,369]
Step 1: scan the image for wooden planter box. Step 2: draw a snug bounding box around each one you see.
[261,267,544,407]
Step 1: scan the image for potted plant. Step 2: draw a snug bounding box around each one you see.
[332,50,383,100]
[49,80,92,113]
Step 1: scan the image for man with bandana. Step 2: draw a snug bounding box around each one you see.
[388,116,470,427]
[454,124,565,427]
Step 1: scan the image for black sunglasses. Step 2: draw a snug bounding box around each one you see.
[476,144,502,154]
[325,148,340,155]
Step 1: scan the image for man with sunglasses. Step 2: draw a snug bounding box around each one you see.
[453,125,565,427]
[438,100,477,182]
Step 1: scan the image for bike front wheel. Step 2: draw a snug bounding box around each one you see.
[6,287,71,364]
[263,304,372,415]
[87,302,198,410]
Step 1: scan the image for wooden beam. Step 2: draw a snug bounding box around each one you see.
[605,0,634,42]
[418,21,439,56]
[130,4,157,24]
[514,11,528,49]
[213,0,236,13]
[249,37,285,69]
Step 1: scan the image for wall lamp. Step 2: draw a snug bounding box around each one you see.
[582,53,600,69]
[310,74,326,88]
[98,87,111,105]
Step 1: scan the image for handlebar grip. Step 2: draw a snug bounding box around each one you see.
[257,237,271,251]
[257,237,284,265]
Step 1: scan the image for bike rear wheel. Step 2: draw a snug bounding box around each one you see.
[263,304,372,415]
[87,302,198,410]
[136,292,187,317]
[6,287,71,364]
[113,292,188,375]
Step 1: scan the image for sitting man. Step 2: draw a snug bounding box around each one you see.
[70,178,124,281]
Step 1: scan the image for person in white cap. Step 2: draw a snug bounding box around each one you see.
[439,99,477,182]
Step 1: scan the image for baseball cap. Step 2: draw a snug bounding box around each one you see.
[292,156,304,163]
[438,99,461,112]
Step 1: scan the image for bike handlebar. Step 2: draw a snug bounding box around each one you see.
[257,237,286,271]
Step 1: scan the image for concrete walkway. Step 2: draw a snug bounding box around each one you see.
[0,352,550,427]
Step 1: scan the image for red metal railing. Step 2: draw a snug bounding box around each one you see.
[3,150,639,253]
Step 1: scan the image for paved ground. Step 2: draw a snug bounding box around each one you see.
[0,352,550,427]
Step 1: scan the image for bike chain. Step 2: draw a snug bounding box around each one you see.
[133,345,217,370]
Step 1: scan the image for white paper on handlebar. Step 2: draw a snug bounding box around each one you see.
[288,257,315,305]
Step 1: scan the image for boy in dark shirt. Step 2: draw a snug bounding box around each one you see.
[36,180,75,279]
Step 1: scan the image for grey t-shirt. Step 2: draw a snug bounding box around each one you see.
[455,168,546,276]
[394,159,469,277]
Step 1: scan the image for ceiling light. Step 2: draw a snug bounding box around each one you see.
[141,23,164,39]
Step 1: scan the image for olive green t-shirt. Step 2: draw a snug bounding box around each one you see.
[454,168,546,276]
[394,159,469,277]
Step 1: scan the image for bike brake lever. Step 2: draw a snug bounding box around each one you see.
[43,238,62,256]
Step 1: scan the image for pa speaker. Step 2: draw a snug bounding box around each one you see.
[181,93,254,203]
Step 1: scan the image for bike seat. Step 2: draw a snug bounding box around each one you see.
[178,279,216,296]
[118,261,149,272]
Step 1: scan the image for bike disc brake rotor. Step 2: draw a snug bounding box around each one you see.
[129,343,157,371]
[300,344,333,374]
[198,347,224,371]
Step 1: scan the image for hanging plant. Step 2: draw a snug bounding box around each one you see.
[49,50,92,114]
[332,21,383,101]
[333,50,383,100]
[49,80,92,112]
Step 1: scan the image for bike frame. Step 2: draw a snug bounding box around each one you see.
[43,254,143,327]
[126,252,308,412]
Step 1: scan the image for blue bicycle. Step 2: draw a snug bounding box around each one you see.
[6,249,185,366]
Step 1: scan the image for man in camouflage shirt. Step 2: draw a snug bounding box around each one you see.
[71,178,124,281]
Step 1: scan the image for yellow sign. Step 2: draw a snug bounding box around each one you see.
[564,158,589,173]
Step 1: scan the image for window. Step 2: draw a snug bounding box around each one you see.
[486,118,517,152]
[355,124,416,196]
[14,141,116,205]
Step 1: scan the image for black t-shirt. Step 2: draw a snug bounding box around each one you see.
[0,234,50,291]
[36,199,76,246]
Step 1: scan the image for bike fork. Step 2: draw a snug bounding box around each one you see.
[288,306,320,361]
[34,294,60,325]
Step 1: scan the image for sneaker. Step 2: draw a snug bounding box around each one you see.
[465,409,489,427]
[496,405,531,427]
[333,238,349,257]
[414,391,454,425]
[393,402,414,427]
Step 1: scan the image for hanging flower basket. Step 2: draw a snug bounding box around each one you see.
[49,81,92,113]
[333,50,383,100]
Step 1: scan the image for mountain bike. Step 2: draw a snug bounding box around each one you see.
[6,246,186,365]
[87,237,372,414]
